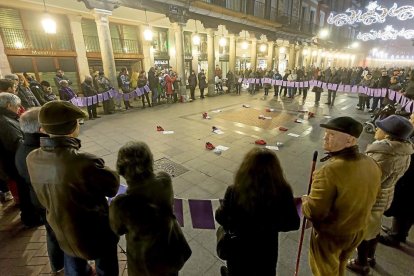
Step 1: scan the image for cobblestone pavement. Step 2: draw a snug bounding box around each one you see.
[1,88,413,275]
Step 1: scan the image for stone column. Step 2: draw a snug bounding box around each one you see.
[274,46,280,71]
[288,45,296,70]
[67,14,90,81]
[250,37,257,70]
[172,22,187,98]
[206,28,216,96]
[139,25,152,71]
[296,46,304,68]
[229,34,236,72]
[93,9,117,88]
[0,34,11,77]
[267,41,274,70]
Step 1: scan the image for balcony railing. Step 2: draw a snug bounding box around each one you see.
[199,0,325,36]
[84,35,140,54]
[0,27,74,51]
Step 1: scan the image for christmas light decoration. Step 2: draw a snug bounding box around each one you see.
[327,1,414,27]
[357,25,414,41]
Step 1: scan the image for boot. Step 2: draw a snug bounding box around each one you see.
[347,240,370,275]
[367,237,378,267]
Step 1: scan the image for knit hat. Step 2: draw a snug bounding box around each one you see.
[375,115,413,140]
[320,116,363,138]
[39,101,86,135]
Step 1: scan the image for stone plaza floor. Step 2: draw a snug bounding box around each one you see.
[1,88,413,275]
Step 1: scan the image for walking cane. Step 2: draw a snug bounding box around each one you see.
[294,150,318,276]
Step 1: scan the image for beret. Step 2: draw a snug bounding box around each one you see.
[39,101,86,135]
[376,115,413,140]
[320,116,363,138]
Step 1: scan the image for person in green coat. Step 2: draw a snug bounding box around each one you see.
[302,117,381,276]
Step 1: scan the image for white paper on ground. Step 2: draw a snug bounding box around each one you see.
[213,129,224,134]
[242,104,250,108]
[212,110,222,113]
[162,131,174,134]
[295,119,304,123]
[288,133,300,137]
[264,116,272,120]
[265,146,279,151]
[216,145,229,151]
[324,115,331,118]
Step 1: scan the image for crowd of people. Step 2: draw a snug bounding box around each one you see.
[0,63,414,276]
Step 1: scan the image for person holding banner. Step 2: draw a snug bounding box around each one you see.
[326,70,341,107]
[216,147,300,276]
[371,70,390,112]
[302,117,381,276]
[357,73,375,111]
[81,76,100,120]
[58,80,76,102]
[272,70,282,97]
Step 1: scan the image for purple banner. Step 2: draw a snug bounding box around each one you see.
[188,199,215,229]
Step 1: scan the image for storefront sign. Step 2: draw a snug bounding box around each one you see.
[155,59,169,65]
[31,50,57,56]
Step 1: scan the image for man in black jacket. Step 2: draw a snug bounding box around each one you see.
[15,107,64,272]
[82,76,100,120]
[148,67,160,105]
[27,101,120,275]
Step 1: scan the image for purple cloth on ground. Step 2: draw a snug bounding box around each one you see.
[174,198,184,227]
[188,199,216,229]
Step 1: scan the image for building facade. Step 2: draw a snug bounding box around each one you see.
[0,0,363,95]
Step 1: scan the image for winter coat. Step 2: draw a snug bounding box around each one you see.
[110,172,178,276]
[0,108,23,182]
[384,136,414,219]
[197,72,207,89]
[377,75,390,89]
[27,137,120,260]
[165,74,176,95]
[364,139,413,239]
[81,81,98,97]
[215,185,299,275]
[54,74,72,90]
[138,75,148,88]
[58,87,76,101]
[15,132,49,211]
[404,80,414,99]
[130,71,139,89]
[302,146,381,237]
[359,77,375,97]
[17,85,40,108]
[29,81,47,105]
[148,70,159,90]
[188,73,197,88]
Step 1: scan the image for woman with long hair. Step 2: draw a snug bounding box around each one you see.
[216,147,300,276]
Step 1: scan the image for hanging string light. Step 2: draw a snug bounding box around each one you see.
[357,25,414,41]
[327,1,414,27]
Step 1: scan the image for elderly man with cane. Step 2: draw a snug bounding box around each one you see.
[301,117,381,276]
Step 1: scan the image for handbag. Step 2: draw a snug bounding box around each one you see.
[216,189,240,260]
[216,225,240,260]
[163,217,192,271]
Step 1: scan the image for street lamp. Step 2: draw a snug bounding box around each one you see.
[350,41,360,48]
[192,21,200,46]
[318,28,330,39]
[259,44,267,52]
[219,37,227,47]
[143,10,153,41]
[242,41,248,49]
[41,0,56,34]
